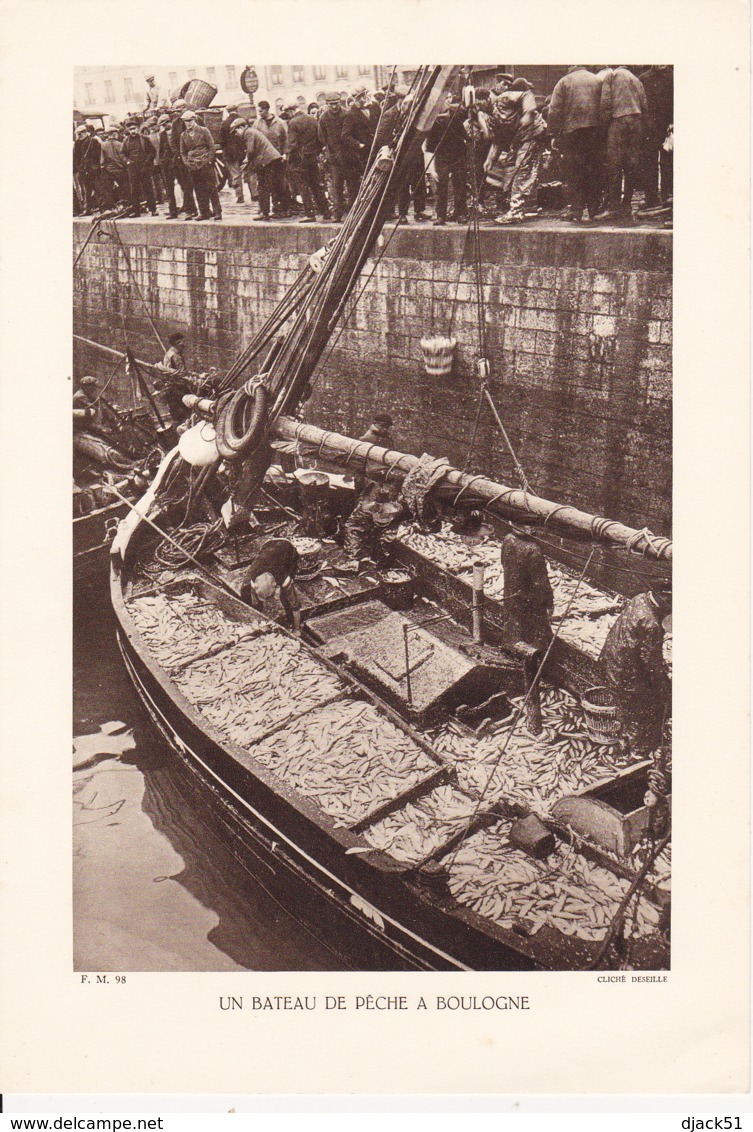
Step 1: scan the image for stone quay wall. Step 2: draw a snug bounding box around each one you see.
[73,221,672,534]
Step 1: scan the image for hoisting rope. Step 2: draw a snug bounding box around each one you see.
[73,216,106,270]
[435,546,596,874]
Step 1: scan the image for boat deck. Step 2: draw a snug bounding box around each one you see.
[124,553,669,955]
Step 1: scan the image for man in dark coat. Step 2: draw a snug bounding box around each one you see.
[121,121,157,217]
[220,103,247,203]
[318,92,356,221]
[235,118,287,219]
[425,93,468,226]
[342,85,375,180]
[170,102,197,217]
[179,110,222,221]
[499,523,554,651]
[638,65,673,208]
[156,114,179,217]
[73,125,102,214]
[599,588,672,758]
[287,104,331,221]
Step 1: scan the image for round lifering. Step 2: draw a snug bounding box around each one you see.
[215,381,269,459]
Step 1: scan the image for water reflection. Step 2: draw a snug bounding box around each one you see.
[73,581,341,971]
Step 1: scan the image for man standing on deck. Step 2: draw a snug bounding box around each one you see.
[499,523,554,651]
[240,537,301,627]
[599,588,672,760]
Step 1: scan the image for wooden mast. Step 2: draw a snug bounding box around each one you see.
[272,417,673,562]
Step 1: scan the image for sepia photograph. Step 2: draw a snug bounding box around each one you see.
[71,61,674,975]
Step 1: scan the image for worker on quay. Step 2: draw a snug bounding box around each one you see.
[499,522,554,651]
[240,537,302,627]
[598,587,672,776]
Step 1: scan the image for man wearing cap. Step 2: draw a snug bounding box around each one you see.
[179,111,223,221]
[143,116,164,205]
[599,589,672,760]
[287,103,330,222]
[221,103,248,204]
[425,91,469,226]
[499,523,554,651]
[240,537,301,627]
[342,86,376,188]
[170,102,197,217]
[73,124,102,215]
[256,101,291,214]
[234,118,287,220]
[144,74,164,113]
[494,77,547,224]
[156,114,179,218]
[318,92,352,222]
[99,126,126,210]
[122,120,157,217]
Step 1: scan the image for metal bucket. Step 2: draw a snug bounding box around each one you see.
[378,569,414,610]
[297,470,330,505]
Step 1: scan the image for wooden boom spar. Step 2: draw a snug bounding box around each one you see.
[272,416,672,563]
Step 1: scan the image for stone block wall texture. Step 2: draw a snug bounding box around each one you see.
[73,221,672,534]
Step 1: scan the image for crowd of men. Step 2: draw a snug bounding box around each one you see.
[74,66,672,226]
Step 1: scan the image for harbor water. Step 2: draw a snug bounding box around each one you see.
[73,580,341,972]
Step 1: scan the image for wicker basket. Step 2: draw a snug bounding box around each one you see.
[580,686,621,744]
[184,79,218,108]
[420,336,456,377]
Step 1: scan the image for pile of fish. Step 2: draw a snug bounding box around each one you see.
[399,524,623,657]
[174,635,346,745]
[127,586,435,827]
[430,685,638,816]
[446,821,662,942]
[247,700,436,825]
[363,783,477,864]
[128,591,267,671]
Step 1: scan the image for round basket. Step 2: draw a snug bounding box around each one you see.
[184,79,218,108]
[580,686,621,744]
[420,336,456,377]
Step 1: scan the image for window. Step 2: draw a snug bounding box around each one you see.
[292,65,305,83]
[313,64,326,81]
[124,77,134,101]
[271,66,283,85]
[104,80,114,103]
[335,64,348,79]
[359,64,371,76]
[169,71,177,87]
[206,67,216,83]
[85,83,94,105]
[225,65,237,88]
[188,68,197,79]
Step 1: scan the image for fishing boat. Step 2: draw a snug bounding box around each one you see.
[103,66,672,970]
